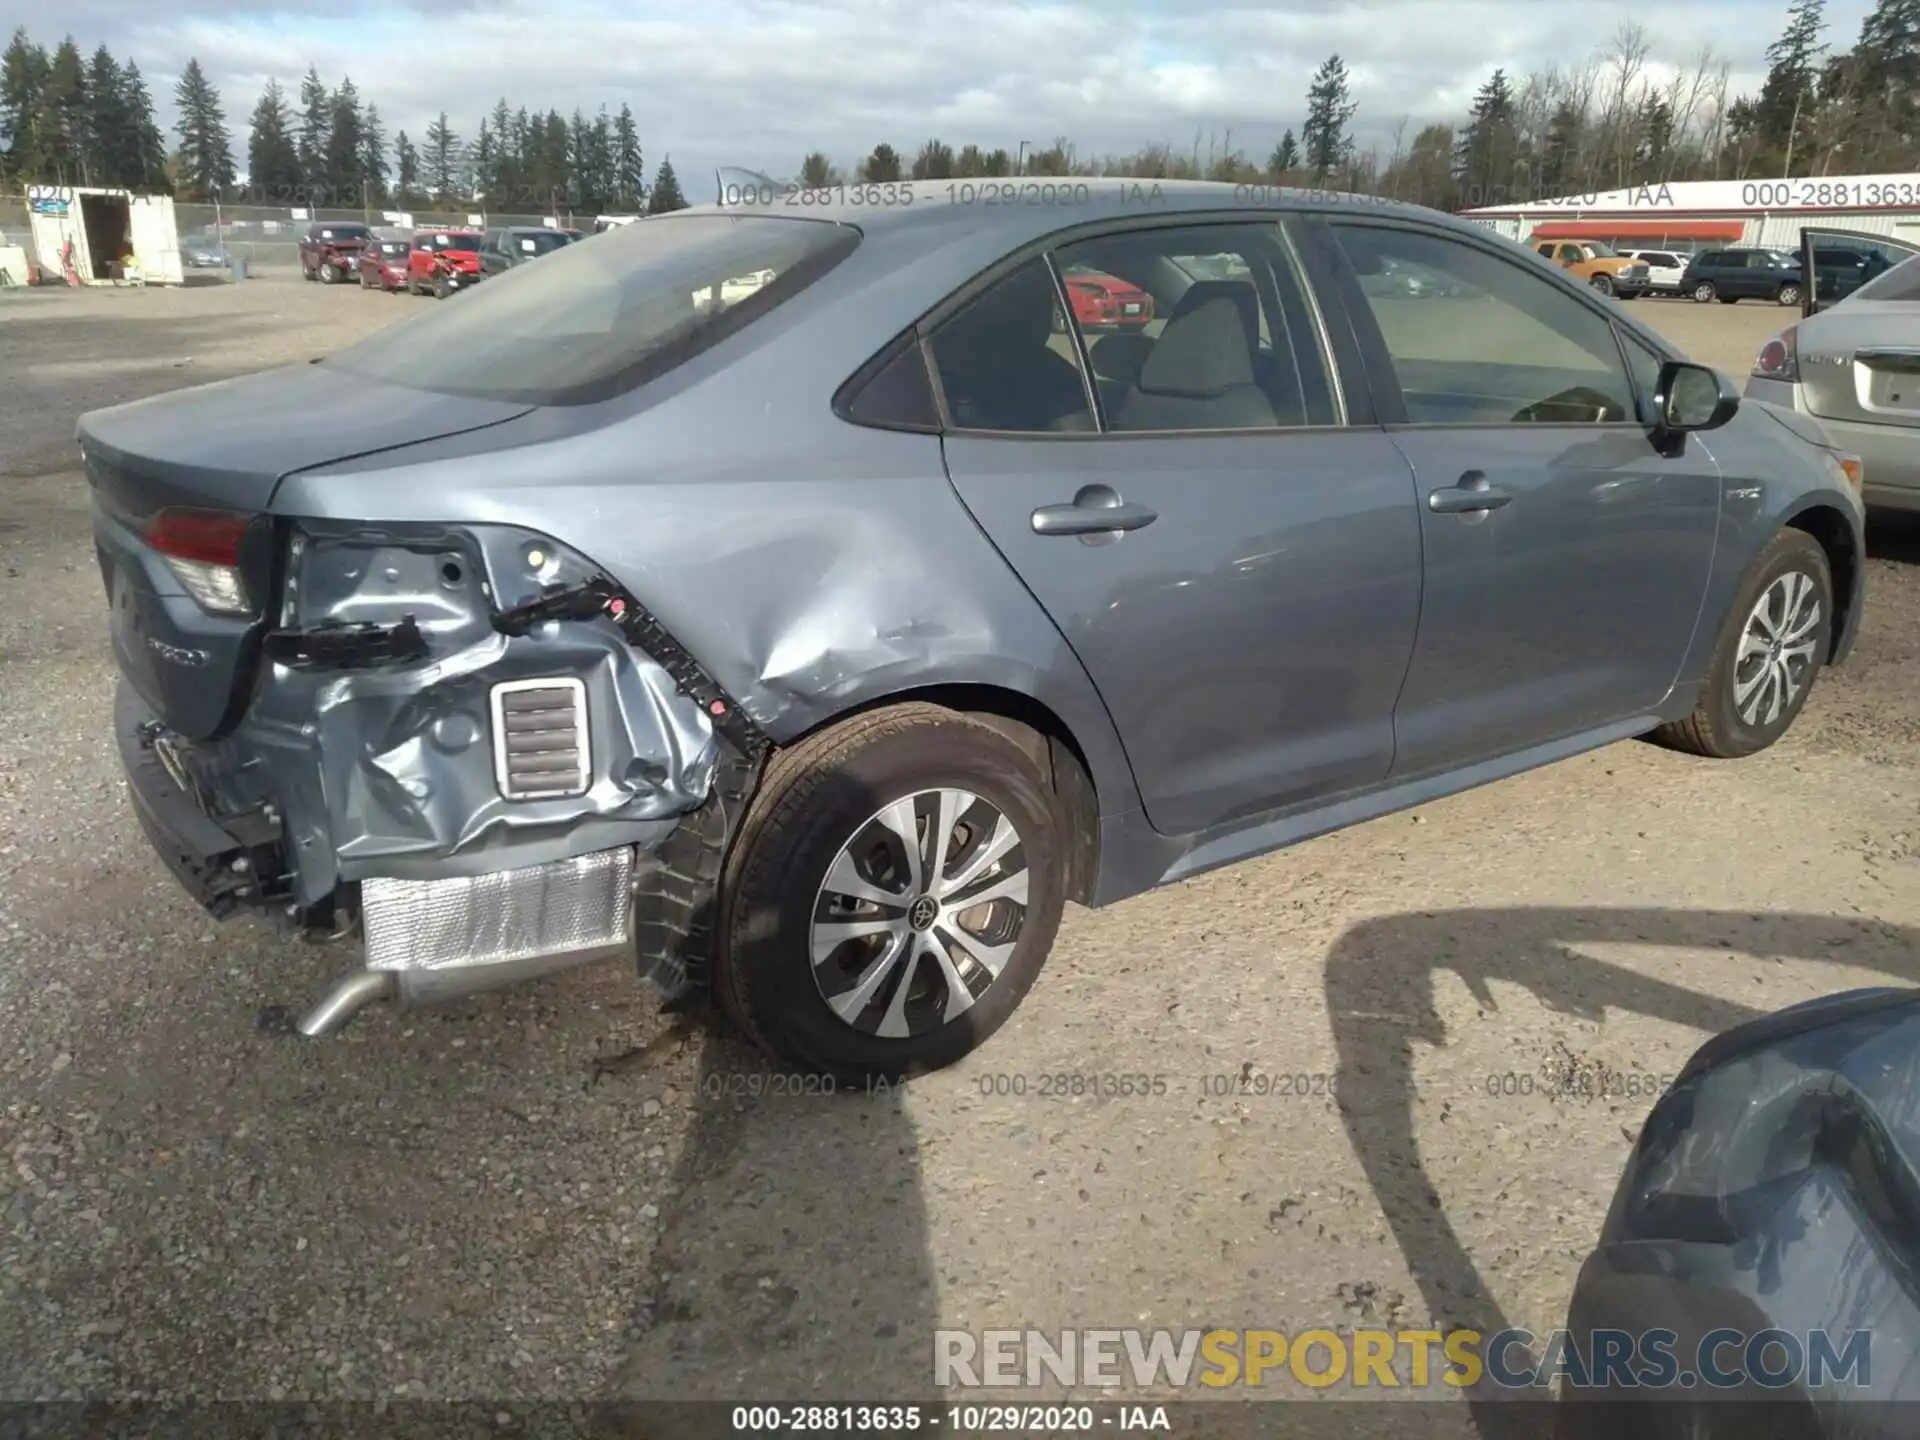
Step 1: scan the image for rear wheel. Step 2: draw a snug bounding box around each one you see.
[1652,529,1832,759]
[1777,282,1803,306]
[716,704,1067,1084]
[1691,281,1716,303]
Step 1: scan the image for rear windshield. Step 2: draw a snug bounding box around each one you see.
[322,214,860,407]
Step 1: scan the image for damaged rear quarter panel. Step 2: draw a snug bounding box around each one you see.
[232,520,718,906]
[266,319,1143,831]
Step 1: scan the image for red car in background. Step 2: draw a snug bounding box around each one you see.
[406,230,485,298]
[1059,262,1154,331]
[358,237,411,292]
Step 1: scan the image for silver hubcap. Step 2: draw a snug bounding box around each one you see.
[810,788,1030,1039]
[1734,571,1821,727]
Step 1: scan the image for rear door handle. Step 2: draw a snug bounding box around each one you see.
[1031,485,1159,536]
[1428,472,1513,515]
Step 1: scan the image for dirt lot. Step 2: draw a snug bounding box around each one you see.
[3,275,1919,1426]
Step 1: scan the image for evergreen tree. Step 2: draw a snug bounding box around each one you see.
[466,117,496,203]
[953,144,984,178]
[613,103,644,209]
[910,138,955,179]
[647,156,686,212]
[247,79,301,202]
[857,142,902,181]
[296,66,329,196]
[37,38,89,184]
[171,57,235,200]
[324,75,365,203]
[1301,54,1358,180]
[392,129,420,204]
[1539,99,1585,196]
[360,103,388,201]
[980,147,1011,176]
[1755,0,1827,163]
[423,111,460,200]
[1853,0,1920,156]
[119,63,169,192]
[0,28,49,184]
[585,107,615,210]
[1268,129,1300,176]
[82,46,127,186]
[1454,68,1517,205]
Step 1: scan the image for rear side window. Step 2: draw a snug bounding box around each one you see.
[925,259,1095,433]
[321,214,860,407]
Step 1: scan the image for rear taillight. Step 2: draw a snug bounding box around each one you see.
[1752,327,1800,383]
[146,507,252,615]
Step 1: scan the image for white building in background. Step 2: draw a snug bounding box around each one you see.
[24,184,185,284]
[1461,172,1920,253]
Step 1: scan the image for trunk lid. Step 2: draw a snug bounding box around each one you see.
[83,364,534,739]
[1794,303,1920,427]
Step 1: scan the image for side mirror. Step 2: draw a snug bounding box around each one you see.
[1654,360,1738,434]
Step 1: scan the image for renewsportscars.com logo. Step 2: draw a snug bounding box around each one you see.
[934,1327,1873,1392]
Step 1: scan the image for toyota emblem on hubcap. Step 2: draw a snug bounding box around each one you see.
[909,896,939,931]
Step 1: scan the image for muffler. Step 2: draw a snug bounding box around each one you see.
[295,847,639,1037]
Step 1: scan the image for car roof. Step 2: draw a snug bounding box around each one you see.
[700,176,1490,249]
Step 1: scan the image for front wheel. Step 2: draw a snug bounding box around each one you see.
[1691,281,1716,303]
[1652,529,1833,759]
[318,260,339,284]
[716,704,1067,1084]
[1777,282,1803,306]
[432,274,449,300]
[1590,274,1615,297]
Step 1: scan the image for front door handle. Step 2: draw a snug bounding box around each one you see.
[1031,484,1159,536]
[1428,472,1513,515]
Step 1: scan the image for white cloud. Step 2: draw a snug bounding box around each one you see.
[1,0,1880,190]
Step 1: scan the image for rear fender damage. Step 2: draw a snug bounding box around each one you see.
[181,518,766,1008]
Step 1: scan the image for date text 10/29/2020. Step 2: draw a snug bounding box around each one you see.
[716,180,1405,210]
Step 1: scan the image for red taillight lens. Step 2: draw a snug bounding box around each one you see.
[145,508,252,615]
[146,508,248,564]
[1752,327,1800,383]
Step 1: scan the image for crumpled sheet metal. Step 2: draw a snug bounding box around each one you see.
[232,520,717,904]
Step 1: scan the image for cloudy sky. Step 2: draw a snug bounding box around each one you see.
[0,0,1883,195]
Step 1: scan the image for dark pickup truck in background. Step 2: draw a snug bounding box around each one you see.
[298,222,373,284]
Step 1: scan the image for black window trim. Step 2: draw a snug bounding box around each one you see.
[831,326,943,434]
[878,210,1360,443]
[1322,213,1656,433]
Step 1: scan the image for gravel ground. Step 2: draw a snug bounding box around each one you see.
[2,275,1918,1425]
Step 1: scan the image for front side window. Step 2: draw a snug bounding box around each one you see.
[1051,221,1338,432]
[925,258,1095,433]
[1333,223,1635,426]
[321,214,860,406]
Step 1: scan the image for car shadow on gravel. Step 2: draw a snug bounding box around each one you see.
[1325,906,1920,1440]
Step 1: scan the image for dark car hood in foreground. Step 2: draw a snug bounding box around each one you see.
[78,363,535,511]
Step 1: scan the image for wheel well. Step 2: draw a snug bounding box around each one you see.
[1784,505,1857,661]
[783,684,1103,907]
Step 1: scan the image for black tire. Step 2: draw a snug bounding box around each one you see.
[301,262,316,282]
[1691,281,1716,303]
[716,703,1067,1084]
[319,260,339,284]
[1777,282,1803,306]
[1652,528,1833,759]
[432,274,449,300]
[1718,295,1739,305]
[1590,274,1615,297]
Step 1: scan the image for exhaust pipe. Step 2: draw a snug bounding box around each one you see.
[297,970,397,1037]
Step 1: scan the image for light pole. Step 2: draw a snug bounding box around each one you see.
[1017,140,1031,176]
